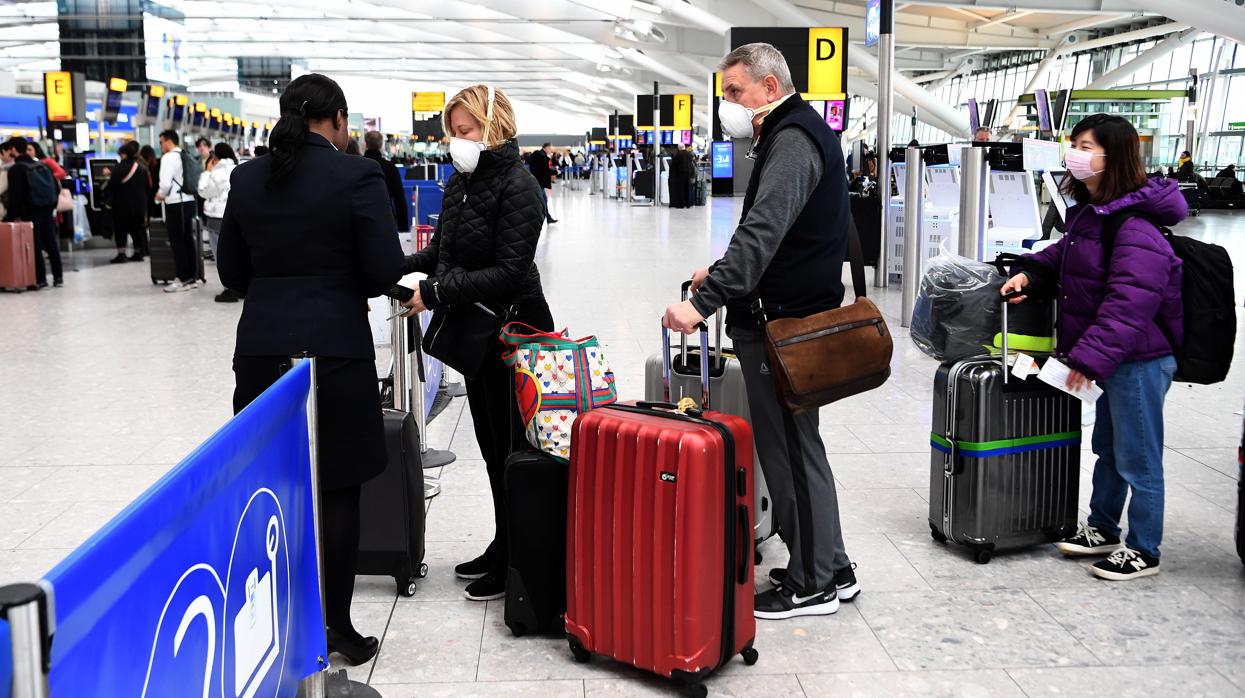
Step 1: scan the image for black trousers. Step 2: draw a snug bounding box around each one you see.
[164,200,197,282]
[30,210,62,285]
[465,299,555,577]
[113,211,148,255]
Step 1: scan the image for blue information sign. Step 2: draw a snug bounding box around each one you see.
[865,0,882,48]
[41,361,326,698]
[711,141,734,179]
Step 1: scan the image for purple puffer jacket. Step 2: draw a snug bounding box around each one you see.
[1021,176,1184,382]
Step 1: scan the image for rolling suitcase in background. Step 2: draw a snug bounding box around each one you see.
[644,281,776,549]
[0,222,37,291]
[503,449,569,636]
[358,311,428,596]
[149,208,205,285]
[567,325,758,697]
[929,297,1080,564]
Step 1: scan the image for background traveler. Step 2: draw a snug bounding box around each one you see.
[101,140,151,264]
[1003,114,1184,581]
[197,142,241,303]
[663,43,859,620]
[155,129,201,293]
[529,142,557,224]
[2,136,63,289]
[217,73,404,665]
[398,84,554,602]
[363,130,410,233]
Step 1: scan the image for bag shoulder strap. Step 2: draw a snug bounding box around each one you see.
[1100,209,1178,352]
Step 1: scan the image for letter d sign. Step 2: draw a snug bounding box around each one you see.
[806,28,846,97]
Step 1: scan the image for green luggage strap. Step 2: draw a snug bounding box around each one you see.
[991,333,1055,353]
[931,430,1081,458]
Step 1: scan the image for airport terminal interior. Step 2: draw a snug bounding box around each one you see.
[2,1,1245,697]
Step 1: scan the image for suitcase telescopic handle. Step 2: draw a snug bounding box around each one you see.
[1000,291,1023,385]
[679,281,723,371]
[661,323,711,410]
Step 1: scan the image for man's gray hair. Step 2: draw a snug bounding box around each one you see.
[718,43,796,93]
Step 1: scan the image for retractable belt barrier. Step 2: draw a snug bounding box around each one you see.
[2,359,329,698]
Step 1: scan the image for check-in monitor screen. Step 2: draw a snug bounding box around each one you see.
[711,141,733,178]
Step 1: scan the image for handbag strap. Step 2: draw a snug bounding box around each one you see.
[749,216,868,323]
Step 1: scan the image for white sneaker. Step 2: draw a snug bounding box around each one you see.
[164,280,194,293]
[184,279,201,290]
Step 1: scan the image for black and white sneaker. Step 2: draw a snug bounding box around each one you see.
[463,572,506,601]
[454,553,491,580]
[753,585,839,620]
[1091,547,1160,581]
[833,563,861,602]
[1054,522,1122,557]
[769,564,862,602]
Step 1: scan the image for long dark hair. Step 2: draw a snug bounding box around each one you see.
[118,140,140,160]
[213,142,237,164]
[268,73,348,187]
[1061,114,1148,206]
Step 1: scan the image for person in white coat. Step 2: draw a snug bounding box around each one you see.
[197,142,240,302]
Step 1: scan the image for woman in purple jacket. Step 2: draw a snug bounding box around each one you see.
[1001,114,1184,581]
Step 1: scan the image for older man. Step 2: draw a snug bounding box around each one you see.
[662,43,859,620]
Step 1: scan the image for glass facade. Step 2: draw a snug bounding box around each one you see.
[860,33,1245,169]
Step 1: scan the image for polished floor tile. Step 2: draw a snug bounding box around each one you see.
[2,188,1244,695]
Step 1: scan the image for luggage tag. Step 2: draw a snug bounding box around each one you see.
[1011,352,1040,380]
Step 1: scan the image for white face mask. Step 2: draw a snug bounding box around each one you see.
[718,97,781,139]
[1064,147,1105,181]
[450,85,496,174]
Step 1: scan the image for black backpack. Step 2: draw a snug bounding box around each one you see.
[1102,211,1235,384]
[26,161,60,209]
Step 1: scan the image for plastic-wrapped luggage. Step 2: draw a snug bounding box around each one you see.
[910,252,1005,362]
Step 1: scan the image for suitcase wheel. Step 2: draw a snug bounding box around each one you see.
[418,563,429,578]
[973,549,992,565]
[398,577,418,597]
[929,524,948,544]
[567,636,591,664]
[741,646,759,666]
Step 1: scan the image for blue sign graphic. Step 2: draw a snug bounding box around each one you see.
[0,618,10,698]
[865,0,882,48]
[711,141,734,179]
[41,361,325,698]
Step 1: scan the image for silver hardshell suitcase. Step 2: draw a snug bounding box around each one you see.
[644,283,776,546]
[928,298,1080,563]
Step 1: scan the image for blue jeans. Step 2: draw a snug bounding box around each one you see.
[1087,355,1177,558]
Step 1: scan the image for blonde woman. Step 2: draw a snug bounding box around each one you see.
[399,85,554,601]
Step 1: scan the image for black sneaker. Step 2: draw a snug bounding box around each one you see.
[52,278,63,288]
[454,553,491,580]
[1054,523,1122,557]
[754,584,839,620]
[463,573,506,601]
[1091,547,1160,581]
[768,564,861,602]
[109,253,128,264]
[834,563,861,602]
[214,288,242,303]
[127,254,145,262]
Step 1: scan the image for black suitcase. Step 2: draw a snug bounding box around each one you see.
[149,213,205,285]
[928,302,1080,564]
[1238,423,1245,567]
[503,449,568,636]
[358,408,428,596]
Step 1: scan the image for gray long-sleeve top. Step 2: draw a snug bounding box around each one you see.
[689,127,823,319]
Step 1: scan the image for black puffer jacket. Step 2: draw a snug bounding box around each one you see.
[402,139,546,310]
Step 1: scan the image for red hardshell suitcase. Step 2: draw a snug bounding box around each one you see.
[0,222,36,291]
[566,326,759,696]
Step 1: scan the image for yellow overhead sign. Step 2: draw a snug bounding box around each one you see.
[149,84,165,98]
[806,27,847,98]
[108,77,128,93]
[210,107,221,118]
[411,92,446,112]
[175,95,189,106]
[195,102,207,113]
[672,93,692,129]
[44,72,75,123]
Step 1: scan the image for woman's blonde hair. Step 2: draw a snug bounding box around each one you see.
[442,85,517,145]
